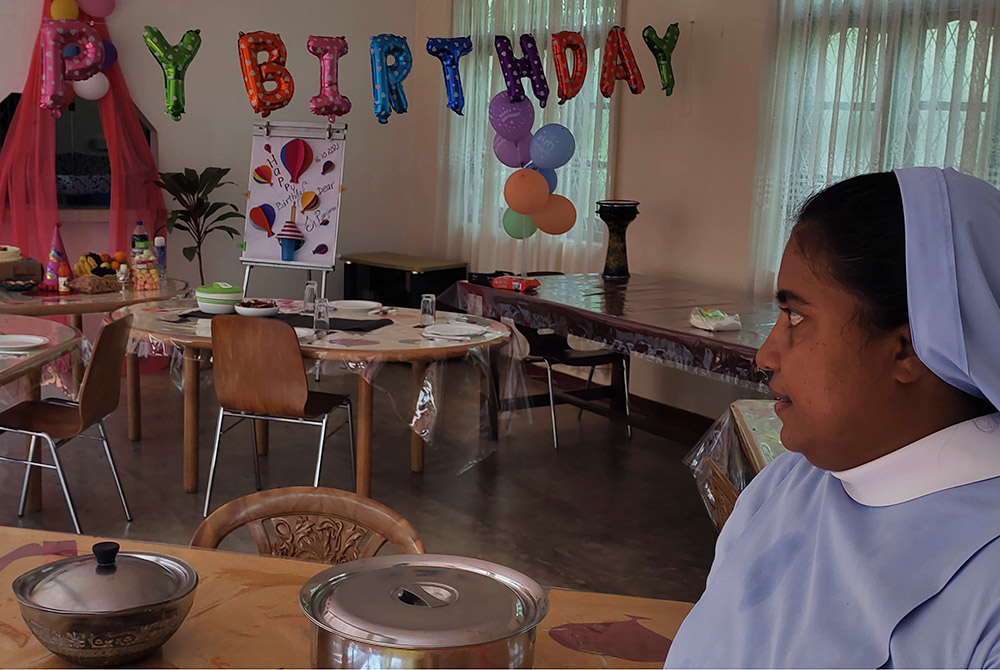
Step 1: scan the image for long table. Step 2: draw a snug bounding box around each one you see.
[0,526,693,668]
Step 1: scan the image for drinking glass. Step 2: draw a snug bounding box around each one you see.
[314,298,331,336]
[303,280,318,315]
[419,293,436,327]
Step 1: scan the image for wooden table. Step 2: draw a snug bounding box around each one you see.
[0,315,82,513]
[113,299,510,497]
[0,279,190,441]
[0,526,692,669]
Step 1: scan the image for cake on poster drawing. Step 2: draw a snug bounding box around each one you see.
[0,245,22,263]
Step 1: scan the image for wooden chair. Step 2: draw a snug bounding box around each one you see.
[205,316,354,517]
[0,316,134,534]
[190,486,425,564]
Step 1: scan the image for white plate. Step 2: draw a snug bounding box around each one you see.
[331,300,382,311]
[0,335,49,350]
[235,305,280,317]
[424,323,487,338]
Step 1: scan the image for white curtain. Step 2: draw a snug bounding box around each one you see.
[435,0,621,274]
[750,0,1000,294]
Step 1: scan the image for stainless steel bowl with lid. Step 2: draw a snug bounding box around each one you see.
[12,541,198,667]
[300,554,549,668]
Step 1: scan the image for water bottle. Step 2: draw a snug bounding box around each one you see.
[154,236,167,276]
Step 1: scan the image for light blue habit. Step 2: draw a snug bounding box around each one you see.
[666,169,1000,668]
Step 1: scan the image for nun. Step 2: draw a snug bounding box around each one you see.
[666,168,1000,668]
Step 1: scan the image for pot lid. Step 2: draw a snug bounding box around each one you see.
[196,281,242,295]
[300,554,548,648]
[12,542,198,614]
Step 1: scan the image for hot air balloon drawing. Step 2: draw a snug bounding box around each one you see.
[253,165,273,186]
[321,160,335,175]
[319,218,330,227]
[280,138,314,184]
[300,191,320,214]
[264,143,272,153]
[312,244,329,255]
[249,203,276,237]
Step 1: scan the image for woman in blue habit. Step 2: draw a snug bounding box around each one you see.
[667,168,1000,668]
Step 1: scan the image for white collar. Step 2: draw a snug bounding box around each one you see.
[829,413,1000,507]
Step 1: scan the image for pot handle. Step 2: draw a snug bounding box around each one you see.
[93,542,119,573]
[393,584,451,608]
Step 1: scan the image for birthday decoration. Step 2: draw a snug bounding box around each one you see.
[312,244,329,255]
[530,124,575,170]
[238,31,294,117]
[370,33,412,124]
[300,191,319,213]
[527,162,558,193]
[321,161,335,175]
[504,168,549,215]
[99,39,117,70]
[276,209,305,261]
[488,90,534,143]
[280,138,313,184]
[39,19,104,117]
[49,0,79,20]
[41,223,72,292]
[143,27,202,121]
[600,26,645,98]
[252,165,272,185]
[493,134,532,169]
[426,37,473,115]
[307,35,352,124]
[79,0,115,17]
[642,24,680,96]
[494,34,549,108]
[532,194,577,235]
[551,31,587,104]
[249,203,276,237]
[72,72,110,100]
[502,208,537,240]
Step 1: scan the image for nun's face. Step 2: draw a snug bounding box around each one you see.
[755,237,903,471]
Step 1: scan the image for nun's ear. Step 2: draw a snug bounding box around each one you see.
[892,325,930,384]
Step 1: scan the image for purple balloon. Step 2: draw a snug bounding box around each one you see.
[494,34,549,108]
[526,162,558,193]
[99,40,118,71]
[493,134,532,168]
[489,91,534,142]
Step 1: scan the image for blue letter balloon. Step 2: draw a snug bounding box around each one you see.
[427,37,472,115]
[530,124,575,169]
[370,34,412,124]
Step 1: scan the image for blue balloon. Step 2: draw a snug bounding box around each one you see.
[530,124,576,169]
[427,37,472,115]
[526,162,558,193]
[63,44,81,58]
[370,34,413,124]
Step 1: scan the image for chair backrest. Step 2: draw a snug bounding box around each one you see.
[190,486,425,563]
[211,315,309,417]
[78,315,133,429]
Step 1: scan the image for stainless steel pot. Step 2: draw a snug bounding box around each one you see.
[300,554,549,669]
[12,541,198,667]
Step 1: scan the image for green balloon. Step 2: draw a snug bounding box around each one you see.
[143,26,202,121]
[502,208,537,239]
[642,23,679,97]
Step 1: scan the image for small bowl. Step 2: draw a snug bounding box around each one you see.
[235,304,279,317]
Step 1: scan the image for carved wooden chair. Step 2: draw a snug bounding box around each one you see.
[190,486,425,564]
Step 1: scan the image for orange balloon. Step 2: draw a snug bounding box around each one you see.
[532,194,577,235]
[504,169,550,214]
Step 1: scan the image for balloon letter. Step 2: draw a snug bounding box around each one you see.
[238,31,294,118]
[600,26,645,98]
[426,37,472,115]
[494,34,549,108]
[143,26,201,121]
[370,34,412,124]
[39,19,104,118]
[307,35,351,123]
[642,24,680,96]
[551,31,587,104]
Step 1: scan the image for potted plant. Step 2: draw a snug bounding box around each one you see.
[154,167,244,285]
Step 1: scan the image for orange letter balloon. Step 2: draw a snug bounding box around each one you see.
[600,26,645,98]
[551,31,587,104]
[238,31,294,117]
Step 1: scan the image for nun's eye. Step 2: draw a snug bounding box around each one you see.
[780,307,804,327]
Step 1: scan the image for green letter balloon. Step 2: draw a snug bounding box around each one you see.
[502,207,537,240]
[642,24,679,96]
[143,26,202,121]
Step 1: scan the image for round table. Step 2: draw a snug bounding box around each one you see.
[0,315,82,511]
[113,299,510,497]
[0,279,190,441]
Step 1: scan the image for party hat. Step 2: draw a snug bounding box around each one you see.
[41,223,71,292]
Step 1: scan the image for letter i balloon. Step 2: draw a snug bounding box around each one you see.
[308,35,351,123]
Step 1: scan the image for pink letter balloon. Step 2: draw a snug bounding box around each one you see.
[307,35,352,123]
[39,19,105,117]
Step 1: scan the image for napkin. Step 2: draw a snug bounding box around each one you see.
[689,307,742,332]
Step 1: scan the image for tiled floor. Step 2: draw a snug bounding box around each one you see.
[0,360,719,603]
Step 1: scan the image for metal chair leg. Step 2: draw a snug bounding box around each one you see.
[203,408,226,518]
[45,436,81,534]
[578,366,596,420]
[345,401,356,490]
[249,419,262,491]
[545,361,558,451]
[97,420,132,522]
[622,356,632,439]
[314,415,329,487]
[18,435,38,517]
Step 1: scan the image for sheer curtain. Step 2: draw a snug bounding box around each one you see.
[750,0,1000,294]
[435,0,621,274]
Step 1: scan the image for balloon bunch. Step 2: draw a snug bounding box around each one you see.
[489,91,577,239]
[39,0,118,117]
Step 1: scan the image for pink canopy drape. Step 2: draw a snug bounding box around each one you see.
[0,0,165,260]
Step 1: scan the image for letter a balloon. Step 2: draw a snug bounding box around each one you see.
[280,138,313,184]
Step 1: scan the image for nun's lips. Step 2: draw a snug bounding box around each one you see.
[770,384,792,412]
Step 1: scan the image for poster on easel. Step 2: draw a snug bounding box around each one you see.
[240,121,346,269]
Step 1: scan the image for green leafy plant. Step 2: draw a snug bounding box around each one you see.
[154,167,244,285]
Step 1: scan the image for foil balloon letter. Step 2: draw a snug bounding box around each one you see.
[426,37,472,115]
[600,26,645,98]
[494,34,549,108]
[370,34,413,124]
[307,35,352,123]
[280,138,314,184]
[143,27,202,121]
[642,23,680,96]
[551,31,587,104]
[39,19,105,118]
[238,31,294,118]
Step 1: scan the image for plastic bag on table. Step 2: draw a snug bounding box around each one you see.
[682,408,753,530]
